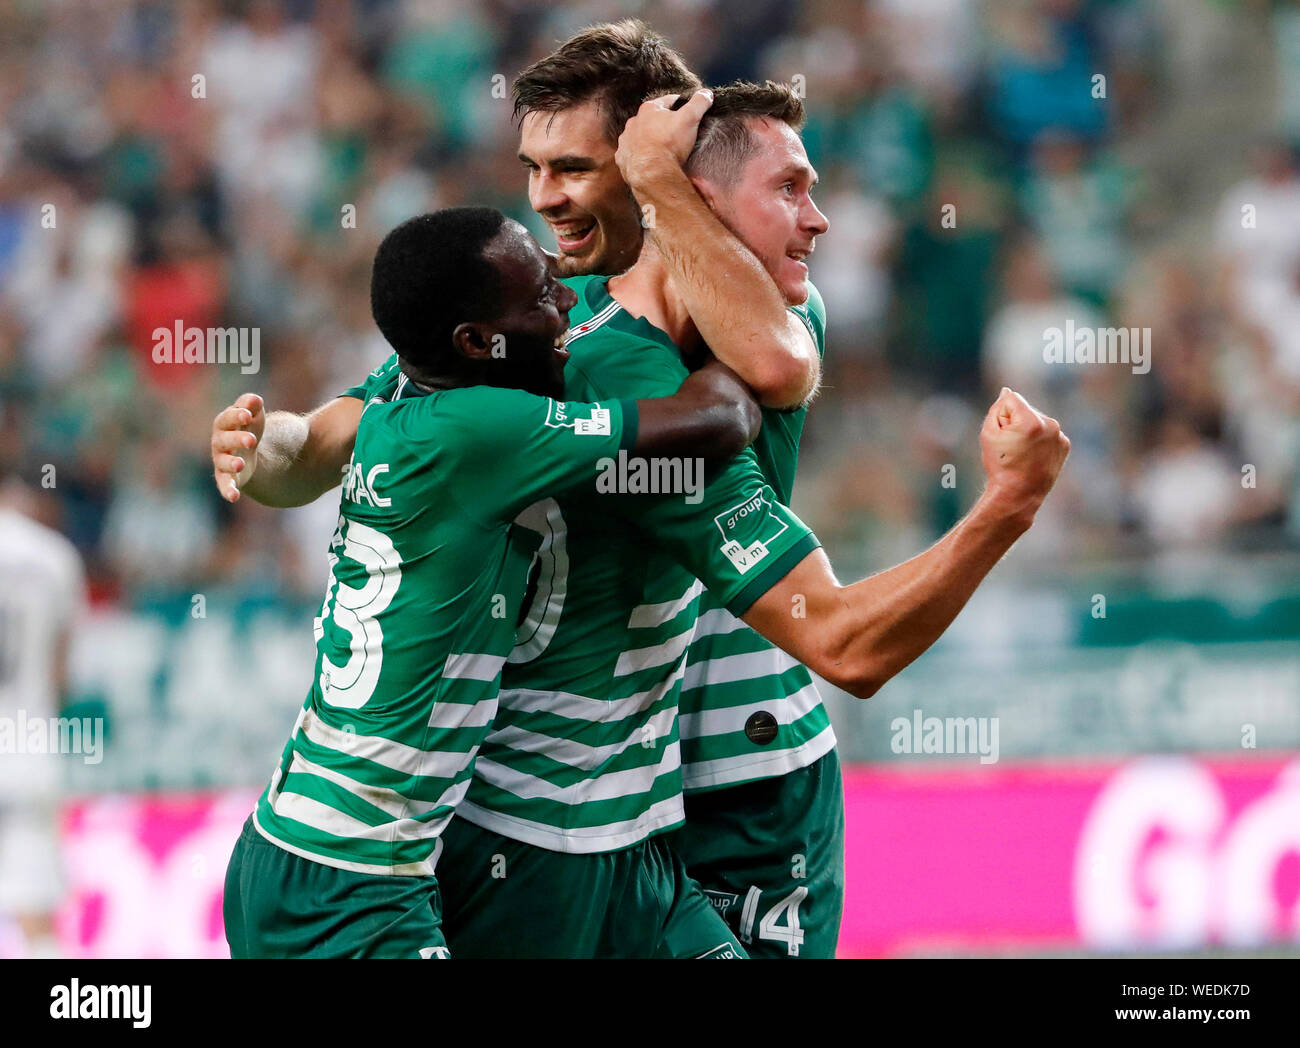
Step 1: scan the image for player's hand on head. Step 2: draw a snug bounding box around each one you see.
[615,88,714,185]
[978,387,1070,520]
[211,393,266,503]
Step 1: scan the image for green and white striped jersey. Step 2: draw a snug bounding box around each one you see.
[465,280,817,852]
[679,281,836,793]
[345,278,824,854]
[254,372,635,875]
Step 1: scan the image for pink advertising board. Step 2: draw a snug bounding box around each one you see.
[840,756,1300,956]
[35,756,1300,957]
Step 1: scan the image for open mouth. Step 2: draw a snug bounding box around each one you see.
[552,327,571,364]
[786,247,812,269]
[551,220,597,254]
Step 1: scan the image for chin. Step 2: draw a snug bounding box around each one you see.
[782,276,810,306]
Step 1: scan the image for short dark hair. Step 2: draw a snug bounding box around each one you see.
[370,208,507,371]
[686,80,806,186]
[512,19,701,144]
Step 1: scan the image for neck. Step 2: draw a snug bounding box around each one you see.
[606,239,702,353]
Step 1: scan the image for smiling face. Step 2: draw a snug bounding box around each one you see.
[478,219,579,397]
[692,118,829,306]
[518,99,645,278]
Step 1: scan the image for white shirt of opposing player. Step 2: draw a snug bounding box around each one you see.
[0,508,86,799]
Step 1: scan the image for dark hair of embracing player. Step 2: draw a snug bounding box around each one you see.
[512,18,701,144]
[686,80,807,188]
[370,207,507,373]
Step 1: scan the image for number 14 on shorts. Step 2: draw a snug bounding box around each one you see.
[738,886,808,956]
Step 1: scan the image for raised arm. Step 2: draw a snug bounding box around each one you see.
[211,393,362,507]
[742,389,1070,698]
[615,92,819,410]
[632,358,760,460]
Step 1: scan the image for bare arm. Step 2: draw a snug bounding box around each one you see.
[633,358,761,460]
[742,389,1071,698]
[616,92,819,410]
[211,394,362,507]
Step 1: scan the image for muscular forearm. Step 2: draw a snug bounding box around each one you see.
[825,493,1029,695]
[240,411,346,507]
[632,162,817,409]
[746,492,1030,699]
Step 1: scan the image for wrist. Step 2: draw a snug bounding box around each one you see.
[973,484,1038,540]
[621,152,689,196]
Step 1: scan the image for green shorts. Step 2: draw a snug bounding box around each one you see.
[437,818,746,958]
[223,816,449,959]
[670,748,845,959]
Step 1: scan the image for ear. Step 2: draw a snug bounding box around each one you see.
[689,173,724,213]
[452,322,494,362]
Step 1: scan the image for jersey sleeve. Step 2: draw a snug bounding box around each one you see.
[620,450,819,617]
[568,339,820,616]
[432,386,639,524]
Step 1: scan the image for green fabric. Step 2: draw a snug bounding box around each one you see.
[435,817,746,958]
[670,748,845,959]
[224,817,448,959]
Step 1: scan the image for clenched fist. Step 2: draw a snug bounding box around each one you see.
[979,387,1070,523]
[211,393,266,502]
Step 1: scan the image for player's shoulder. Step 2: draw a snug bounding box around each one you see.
[380,383,550,444]
[0,508,82,578]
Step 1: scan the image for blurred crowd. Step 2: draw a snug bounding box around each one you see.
[1,0,1298,606]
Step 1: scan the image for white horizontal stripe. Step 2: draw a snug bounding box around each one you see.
[682,645,802,692]
[681,723,838,793]
[427,696,498,731]
[691,606,749,641]
[455,794,685,854]
[443,651,508,682]
[678,681,824,741]
[627,579,704,630]
[252,811,443,877]
[495,657,686,727]
[485,703,677,773]
[613,625,695,678]
[268,788,458,848]
[299,708,475,780]
[286,751,453,820]
[472,739,680,806]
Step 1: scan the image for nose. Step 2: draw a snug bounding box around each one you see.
[558,281,578,312]
[530,169,567,216]
[804,196,829,237]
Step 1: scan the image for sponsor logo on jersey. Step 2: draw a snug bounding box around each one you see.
[744,711,779,745]
[712,489,788,574]
[545,400,611,435]
[704,889,741,916]
[696,942,743,959]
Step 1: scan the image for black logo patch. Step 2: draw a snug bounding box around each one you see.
[744,711,779,745]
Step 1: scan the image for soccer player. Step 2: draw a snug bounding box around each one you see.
[331,96,1067,961]
[213,21,843,957]
[0,478,85,959]
[222,207,764,958]
[212,25,1068,958]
